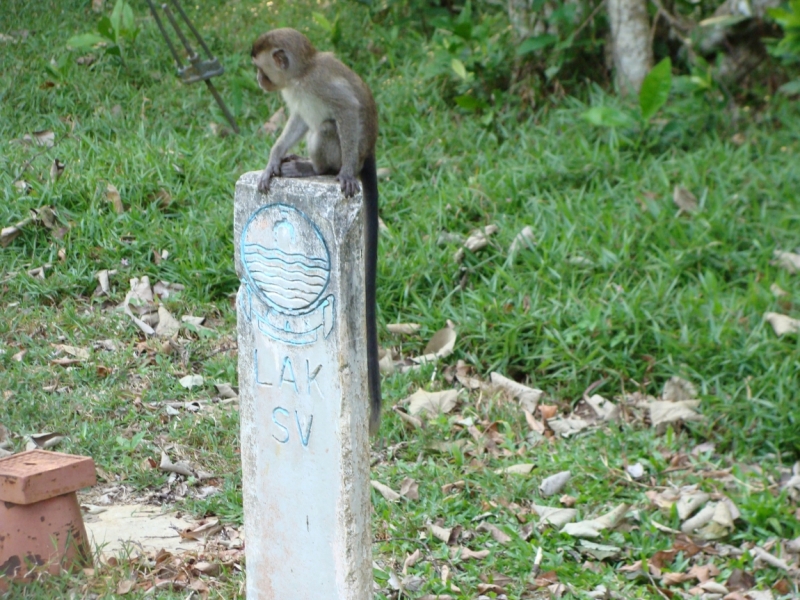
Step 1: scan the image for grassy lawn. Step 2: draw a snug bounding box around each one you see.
[1,0,799,597]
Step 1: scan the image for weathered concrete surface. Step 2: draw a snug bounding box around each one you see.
[84,504,196,557]
[235,173,372,600]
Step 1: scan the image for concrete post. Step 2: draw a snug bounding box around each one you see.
[234,173,372,599]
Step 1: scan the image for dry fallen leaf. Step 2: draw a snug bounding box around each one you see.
[179,374,204,389]
[179,517,222,541]
[106,183,124,213]
[524,410,546,436]
[626,463,645,479]
[539,471,571,497]
[648,399,703,431]
[214,382,238,399]
[561,503,628,538]
[770,283,788,297]
[378,348,395,374]
[22,130,55,147]
[393,406,424,429]
[0,224,23,247]
[509,225,536,254]
[490,372,543,412]
[477,522,512,545]
[155,305,181,338]
[662,572,693,586]
[26,432,65,450]
[407,389,459,416]
[52,344,90,361]
[579,540,622,561]
[539,404,558,420]
[399,477,419,500]
[371,480,401,502]
[676,491,710,520]
[454,360,482,390]
[547,416,591,437]
[454,224,499,262]
[49,159,65,182]
[412,323,457,364]
[494,463,535,476]
[121,277,157,335]
[403,549,422,574]
[159,451,194,477]
[695,501,734,540]
[673,185,699,212]
[450,546,490,560]
[662,376,697,402]
[387,323,421,335]
[688,563,720,583]
[764,312,800,336]
[429,523,455,544]
[585,394,620,421]
[441,481,465,494]
[751,546,792,571]
[772,250,800,274]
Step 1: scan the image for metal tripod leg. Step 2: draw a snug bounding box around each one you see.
[146,0,240,133]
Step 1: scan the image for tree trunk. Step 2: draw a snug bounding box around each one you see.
[608,0,653,94]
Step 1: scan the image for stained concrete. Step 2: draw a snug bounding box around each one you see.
[84,504,195,556]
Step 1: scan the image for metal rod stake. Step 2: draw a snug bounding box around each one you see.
[206,79,241,134]
[147,0,240,134]
[170,0,214,58]
[161,4,196,58]
[145,0,183,66]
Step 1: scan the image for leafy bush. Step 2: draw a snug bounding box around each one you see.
[767,0,800,94]
[67,0,139,63]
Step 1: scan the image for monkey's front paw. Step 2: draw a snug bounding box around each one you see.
[258,163,280,195]
[337,174,360,198]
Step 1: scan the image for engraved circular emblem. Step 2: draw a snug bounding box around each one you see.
[241,204,330,311]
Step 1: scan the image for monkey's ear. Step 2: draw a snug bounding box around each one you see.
[272,49,289,70]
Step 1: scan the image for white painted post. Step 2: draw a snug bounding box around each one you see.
[234,173,372,599]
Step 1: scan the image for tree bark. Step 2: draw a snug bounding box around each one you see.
[608,0,653,94]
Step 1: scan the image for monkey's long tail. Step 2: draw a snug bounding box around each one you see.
[361,154,382,436]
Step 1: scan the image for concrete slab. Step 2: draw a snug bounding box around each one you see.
[83,504,195,557]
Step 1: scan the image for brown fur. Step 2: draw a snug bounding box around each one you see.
[252,28,383,434]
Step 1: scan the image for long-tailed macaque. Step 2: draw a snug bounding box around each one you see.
[251,28,382,435]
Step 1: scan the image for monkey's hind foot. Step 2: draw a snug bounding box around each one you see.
[280,157,318,178]
[336,173,360,198]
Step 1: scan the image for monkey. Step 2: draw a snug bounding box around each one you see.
[251,28,382,435]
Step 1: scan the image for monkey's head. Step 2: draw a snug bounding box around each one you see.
[251,28,317,92]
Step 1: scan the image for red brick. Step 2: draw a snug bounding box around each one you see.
[0,450,96,505]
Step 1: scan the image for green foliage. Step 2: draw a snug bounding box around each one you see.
[672,54,715,96]
[768,0,800,94]
[312,11,342,47]
[580,105,635,128]
[67,0,139,63]
[421,1,513,121]
[768,0,800,58]
[639,57,672,121]
[579,58,672,137]
[515,33,558,57]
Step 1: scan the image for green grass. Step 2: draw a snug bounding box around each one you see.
[1,0,799,598]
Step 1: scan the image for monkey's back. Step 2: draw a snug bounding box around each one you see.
[310,52,378,162]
